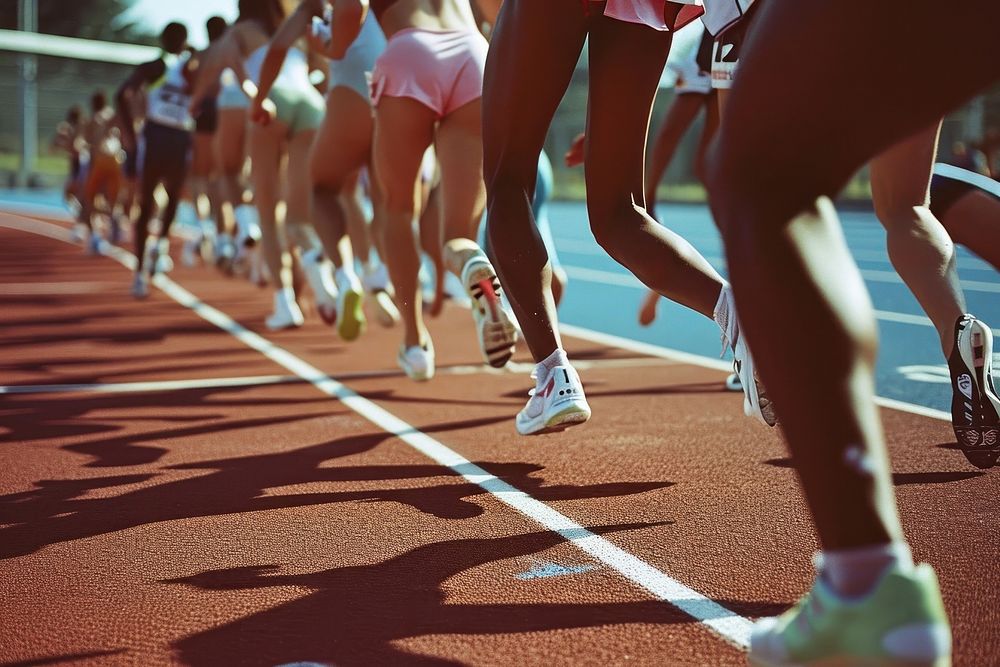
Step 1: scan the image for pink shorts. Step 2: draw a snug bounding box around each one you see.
[370,28,488,118]
[600,0,704,31]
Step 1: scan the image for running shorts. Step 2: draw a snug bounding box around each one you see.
[195,97,219,134]
[710,1,758,89]
[930,163,1000,220]
[269,83,326,135]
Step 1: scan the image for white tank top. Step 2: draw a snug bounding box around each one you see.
[246,45,313,91]
[146,52,195,131]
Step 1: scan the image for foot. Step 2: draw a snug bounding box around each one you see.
[109,215,124,244]
[214,234,236,274]
[265,289,305,331]
[461,256,517,368]
[749,563,951,666]
[363,263,401,327]
[86,233,102,256]
[516,361,592,435]
[131,273,149,300]
[335,268,366,342]
[398,340,435,382]
[948,314,1000,468]
[147,238,173,276]
[716,285,777,427]
[181,237,201,268]
[234,205,261,249]
[301,248,339,326]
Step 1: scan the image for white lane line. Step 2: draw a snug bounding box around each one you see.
[559,324,951,423]
[4,212,755,649]
[0,374,299,396]
[0,359,673,396]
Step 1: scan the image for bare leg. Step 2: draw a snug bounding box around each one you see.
[586,15,723,320]
[249,121,292,290]
[644,93,706,221]
[871,123,965,355]
[483,0,588,361]
[943,192,1000,271]
[707,0,1000,550]
[374,96,436,349]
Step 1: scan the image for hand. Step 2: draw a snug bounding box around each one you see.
[250,96,277,126]
[564,132,585,168]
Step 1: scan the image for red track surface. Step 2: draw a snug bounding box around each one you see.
[1,211,998,666]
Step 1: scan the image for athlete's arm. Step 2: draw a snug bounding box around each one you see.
[326,0,366,59]
[189,32,240,113]
[251,4,314,124]
[116,59,164,149]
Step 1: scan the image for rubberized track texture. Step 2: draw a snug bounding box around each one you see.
[0,210,998,666]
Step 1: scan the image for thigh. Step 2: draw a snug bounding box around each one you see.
[216,109,247,172]
[714,0,1000,223]
[436,98,487,235]
[373,96,436,213]
[309,88,373,188]
[286,129,317,223]
[249,122,287,203]
[585,16,673,207]
[869,123,941,219]
[482,0,588,189]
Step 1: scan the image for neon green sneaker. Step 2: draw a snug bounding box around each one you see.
[749,563,951,666]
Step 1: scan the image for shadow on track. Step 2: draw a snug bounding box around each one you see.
[167,523,785,666]
[0,417,673,560]
[763,458,983,485]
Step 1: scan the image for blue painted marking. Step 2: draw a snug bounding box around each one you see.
[515,560,597,581]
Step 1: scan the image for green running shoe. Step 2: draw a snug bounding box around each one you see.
[749,563,951,666]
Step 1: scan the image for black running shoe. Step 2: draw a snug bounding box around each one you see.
[948,314,1000,468]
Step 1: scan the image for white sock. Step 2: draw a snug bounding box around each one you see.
[819,542,913,599]
[538,348,570,375]
[279,286,297,304]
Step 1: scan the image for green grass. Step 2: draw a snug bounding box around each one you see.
[0,152,70,187]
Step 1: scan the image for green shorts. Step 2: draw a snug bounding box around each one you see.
[270,84,325,135]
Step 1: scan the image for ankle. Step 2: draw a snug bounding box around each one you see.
[819,541,913,598]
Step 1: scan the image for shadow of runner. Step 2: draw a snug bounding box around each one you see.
[762,458,984,485]
[0,416,673,558]
[167,523,783,666]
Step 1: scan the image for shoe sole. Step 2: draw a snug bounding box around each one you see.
[954,319,1000,468]
[372,290,400,328]
[337,289,366,341]
[735,338,778,427]
[469,275,516,368]
[517,402,591,436]
[398,355,434,382]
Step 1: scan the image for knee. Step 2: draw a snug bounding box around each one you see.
[585,194,639,255]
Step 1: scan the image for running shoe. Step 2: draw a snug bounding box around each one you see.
[362,263,401,327]
[716,285,777,427]
[147,237,174,276]
[948,314,1000,469]
[516,362,592,435]
[181,237,201,268]
[461,256,517,368]
[71,222,87,244]
[265,290,305,331]
[301,248,339,326]
[335,268,366,342]
[131,273,149,300]
[725,372,742,392]
[214,233,236,274]
[234,205,262,249]
[749,563,951,666]
[398,340,435,381]
[86,233,102,256]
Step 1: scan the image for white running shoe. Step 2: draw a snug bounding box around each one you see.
[301,248,339,326]
[363,263,401,327]
[265,289,305,331]
[86,233,102,256]
[234,205,262,249]
[146,237,174,275]
[516,362,592,435]
[461,256,517,368]
[948,314,1000,468]
[398,340,435,381]
[71,223,87,244]
[214,233,236,273]
[725,372,742,392]
[715,285,777,427]
[131,273,149,300]
[181,237,200,268]
[335,267,366,342]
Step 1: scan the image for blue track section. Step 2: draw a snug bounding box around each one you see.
[4,191,999,413]
[546,202,1000,414]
